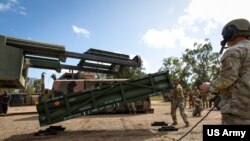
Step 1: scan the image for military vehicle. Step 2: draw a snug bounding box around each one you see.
[0,35,173,128]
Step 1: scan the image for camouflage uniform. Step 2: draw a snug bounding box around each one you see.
[209,40,250,125]
[192,97,203,117]
[193,87,200,98]
[127,102,136,114]
[171,84,189,125]
[201,92,210,109]
[183,88,188,109]
[188,88,194,109]
[1,91,11,114]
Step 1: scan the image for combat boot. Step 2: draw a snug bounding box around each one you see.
[197,112,202,117]
[185,121,190,127]
[171,121,178,126]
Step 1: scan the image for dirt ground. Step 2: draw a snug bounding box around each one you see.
[0,100,221,141]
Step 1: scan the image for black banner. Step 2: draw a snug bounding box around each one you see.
[203,125,250,141]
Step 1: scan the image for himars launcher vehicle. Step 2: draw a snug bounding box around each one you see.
[0,35,173,127]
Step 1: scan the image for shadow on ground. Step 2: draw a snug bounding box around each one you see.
[14,115,39,121]
[4,129,169,141]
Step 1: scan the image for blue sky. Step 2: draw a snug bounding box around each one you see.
[1,0,250,88]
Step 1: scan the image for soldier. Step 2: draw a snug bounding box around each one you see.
[193,86,200,98]
[201,91,209,109]
[188,87,194,109]
[127,102,136,114]
[1,90,11,115]
[170,79,189,127]
[192,96,203,117]
[183,88,188,109]
[200,18,250,125]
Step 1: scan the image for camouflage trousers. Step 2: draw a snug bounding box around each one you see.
[202,99,209,109]
[171,99,189,123]
[184,98,187,109]
[127,102,136,113]
[192,107,203,117]
[222,113,250,125]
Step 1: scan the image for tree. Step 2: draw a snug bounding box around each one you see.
[161,39,220,88]
[111,60,146,79]
[160,57,190,88]
[96,59,146,80]
[26,77,41,94]
[0,88,15,94]
[118,65,146,79]
[182,40,220,86]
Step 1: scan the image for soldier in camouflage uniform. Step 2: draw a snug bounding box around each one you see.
[193,86,200,98]
[192,96,203,117]
[170,79,189,127]
[200,18,250,125]
[188,87,194,109]
[183,88,189,109]
[127,102,136,114]
[201,91,210,109]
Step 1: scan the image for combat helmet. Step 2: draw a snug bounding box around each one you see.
[221,18,250,47]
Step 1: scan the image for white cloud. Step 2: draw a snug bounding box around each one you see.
[179,0,250,35]
[182,0,250,24]
[9,0,17,3]
[203,20,215,36]
[72,25,90,38]
[0,2,11,11]
[142,29,176,49]
[141,28,201,49]
[141,0,250,49]
[19,10,26,15]
[0,0,26,15]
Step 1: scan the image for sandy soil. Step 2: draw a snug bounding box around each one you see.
[0,101,221,141]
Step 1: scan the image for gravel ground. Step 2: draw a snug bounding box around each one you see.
[0,101,221,141]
